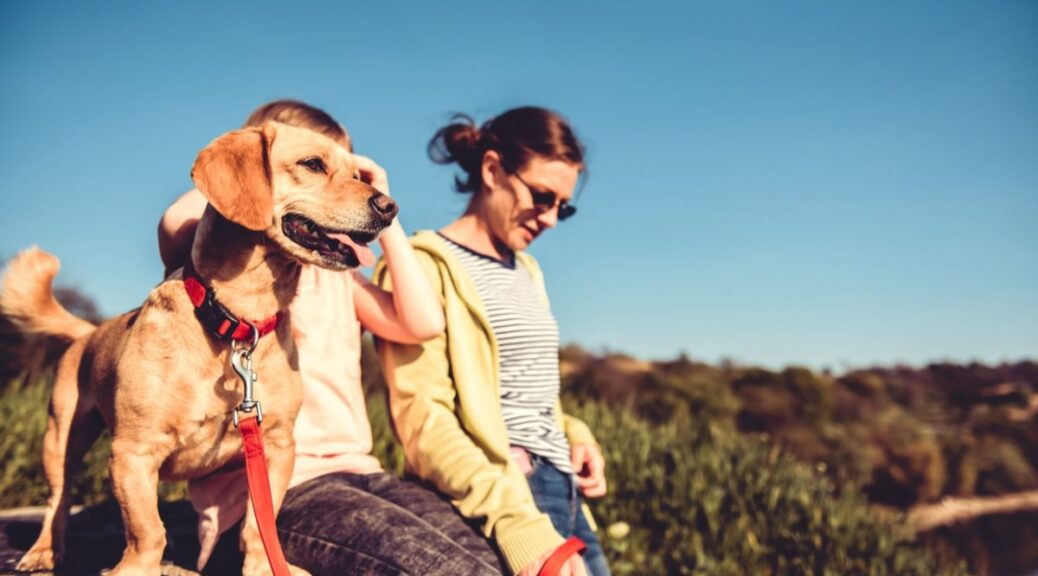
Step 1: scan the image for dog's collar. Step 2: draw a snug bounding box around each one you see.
[182,261,280,344]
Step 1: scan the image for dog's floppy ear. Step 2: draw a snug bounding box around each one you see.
[191,123,276,231]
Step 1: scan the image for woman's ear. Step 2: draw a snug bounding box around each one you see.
[190,123,277,231]
[480,149,503,191]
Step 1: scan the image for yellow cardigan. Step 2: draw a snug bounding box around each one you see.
[374,231,598,574]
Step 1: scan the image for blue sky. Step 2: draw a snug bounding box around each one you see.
[1,1,1035,370]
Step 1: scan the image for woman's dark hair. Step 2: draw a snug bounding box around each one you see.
[244,99,351,150]
[428,106,585,193]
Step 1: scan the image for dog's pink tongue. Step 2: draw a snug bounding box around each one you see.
[327,233,376,267]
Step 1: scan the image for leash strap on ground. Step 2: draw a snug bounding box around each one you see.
[239,415,291,576]
[538,536,587,576]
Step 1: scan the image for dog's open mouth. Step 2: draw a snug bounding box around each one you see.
[282,213,379,267]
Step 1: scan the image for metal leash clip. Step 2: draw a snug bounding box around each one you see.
[231,326,263,427]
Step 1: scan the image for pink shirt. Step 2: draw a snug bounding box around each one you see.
[188,266,382,569]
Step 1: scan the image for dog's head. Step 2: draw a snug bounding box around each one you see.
[190,121,397,270]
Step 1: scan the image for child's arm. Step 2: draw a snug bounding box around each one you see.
[158,188,207,277]
[352,155,445,343]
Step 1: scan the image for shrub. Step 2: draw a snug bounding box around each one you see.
[866,407,946,506]
[559,398,964,575]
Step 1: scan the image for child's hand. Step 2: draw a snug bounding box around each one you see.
[354,154,390,196]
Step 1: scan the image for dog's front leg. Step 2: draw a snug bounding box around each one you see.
[107,439,169,576]
[239,423,310,576]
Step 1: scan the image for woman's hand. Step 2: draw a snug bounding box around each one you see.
[353,153,390,196]
[518,549,588,576]
[571,443,607,499]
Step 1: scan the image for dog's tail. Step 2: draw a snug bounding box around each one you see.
[1,247,97,342]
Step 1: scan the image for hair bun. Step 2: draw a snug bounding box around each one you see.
[428,114,487,192]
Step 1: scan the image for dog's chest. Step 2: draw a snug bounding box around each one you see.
[159,349,303,480]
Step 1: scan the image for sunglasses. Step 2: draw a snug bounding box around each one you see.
[513,173,577,221]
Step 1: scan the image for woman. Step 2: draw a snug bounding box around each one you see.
[159,100,504,575]
[375,107,610,576]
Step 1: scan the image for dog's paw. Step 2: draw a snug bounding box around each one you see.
[16,547,58,572]
[160,560,202,575]
[102,562,162,576]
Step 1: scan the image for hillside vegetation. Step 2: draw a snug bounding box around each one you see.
[1,336,978,575]
[558,345,1038,575]
[3,285,1021,573]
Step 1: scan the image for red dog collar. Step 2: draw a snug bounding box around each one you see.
[182,261,280,343]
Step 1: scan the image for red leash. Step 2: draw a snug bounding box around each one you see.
[239,415,291,576]
[228,329,289,576]
[538,537,587,576]
[183,264,289,575]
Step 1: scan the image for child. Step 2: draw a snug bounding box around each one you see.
[159,100,502,575]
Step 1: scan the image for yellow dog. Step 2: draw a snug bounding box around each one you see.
[1,122,396,576]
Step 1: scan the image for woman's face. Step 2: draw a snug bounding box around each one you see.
[478,151,581,253]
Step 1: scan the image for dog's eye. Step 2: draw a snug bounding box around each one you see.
[298,157,327,174]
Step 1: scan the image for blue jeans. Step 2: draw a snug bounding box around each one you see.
[526,455,611,576]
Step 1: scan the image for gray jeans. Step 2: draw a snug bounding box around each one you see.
[204,472,503,576]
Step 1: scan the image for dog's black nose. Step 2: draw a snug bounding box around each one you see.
[369,194,398,220]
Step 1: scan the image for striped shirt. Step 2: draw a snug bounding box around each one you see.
[440,234,573,474]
